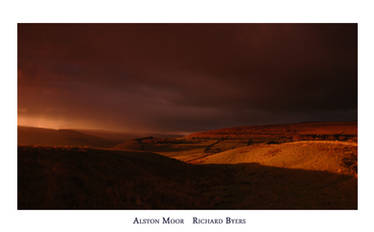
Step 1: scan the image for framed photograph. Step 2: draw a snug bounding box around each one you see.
[17,23,357,210]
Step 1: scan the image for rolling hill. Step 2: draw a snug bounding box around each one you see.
[193,141,357,176]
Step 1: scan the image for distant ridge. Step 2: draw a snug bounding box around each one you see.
[186,121,357,139]
[18,126,117,147]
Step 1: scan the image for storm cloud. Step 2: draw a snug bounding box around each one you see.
[18,24,357,133]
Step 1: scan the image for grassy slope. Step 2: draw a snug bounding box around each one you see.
[18,146,356,209]
[194,141,357,176]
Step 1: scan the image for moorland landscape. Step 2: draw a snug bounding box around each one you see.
[18,121,357,209]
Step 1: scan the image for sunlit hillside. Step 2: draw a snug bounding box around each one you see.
[194,141,357,176]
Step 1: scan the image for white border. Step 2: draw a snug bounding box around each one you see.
[1,1,374,232]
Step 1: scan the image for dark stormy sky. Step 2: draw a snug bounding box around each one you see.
[18,24,357,134]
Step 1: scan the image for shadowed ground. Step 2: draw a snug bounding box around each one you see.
[18,146,357,209]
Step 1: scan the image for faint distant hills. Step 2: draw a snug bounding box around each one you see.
[18,126,118,147]
[17,126,182,148]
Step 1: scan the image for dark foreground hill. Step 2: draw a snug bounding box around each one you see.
[18,146,357,209]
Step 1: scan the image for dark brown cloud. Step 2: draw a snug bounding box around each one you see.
[18,24,357,133]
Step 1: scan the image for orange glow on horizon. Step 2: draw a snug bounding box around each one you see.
[17,115,190,135]
[18,115,69,130]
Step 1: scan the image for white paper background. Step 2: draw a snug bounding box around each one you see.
[1,1,373,231]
